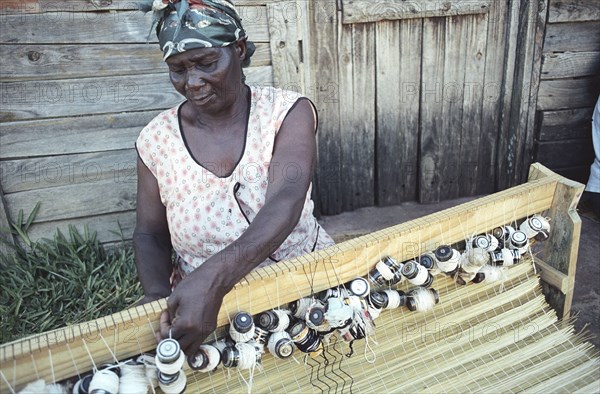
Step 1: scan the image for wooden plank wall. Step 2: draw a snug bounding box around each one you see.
[0,0,275,246]
[534,0,600,184]
[308,0,547,212]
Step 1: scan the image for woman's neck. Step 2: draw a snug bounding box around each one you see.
[184,84,249,133]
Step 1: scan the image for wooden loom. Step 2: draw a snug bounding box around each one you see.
[1,163,599,393]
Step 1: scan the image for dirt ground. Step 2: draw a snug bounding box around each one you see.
[319,196,600,348]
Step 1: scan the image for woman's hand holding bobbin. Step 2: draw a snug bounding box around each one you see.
[159,264,229,356]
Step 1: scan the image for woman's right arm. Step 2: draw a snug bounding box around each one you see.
[133,156,173,303]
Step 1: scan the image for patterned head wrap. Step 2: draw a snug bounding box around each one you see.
[141,0,255,65]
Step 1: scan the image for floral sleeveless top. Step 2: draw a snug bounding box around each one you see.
[136,85,334,278]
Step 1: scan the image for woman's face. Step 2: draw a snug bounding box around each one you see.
[166,41,246,113]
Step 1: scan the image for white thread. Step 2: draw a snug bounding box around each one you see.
[212,338,230,355]
[375,260,395,280]
[267,331,294,359]
[367,306,382,320]
[539,215,551,231]
[407,263,429,286]
[89,369,119,394]
[409,288,437,312]
[323,287,351,299]
[120,362,149,394]
[345,295,365,312]
[190,344,221,372]
[488,235,499,251]
[460,248,490,273]
[324,298,354,327]
[503,225,515,244]
[383,289,401,309]
[363,336,377,364]
[291,298,312,319]
[155,350,185,375]
[501,248,515,266]
[272,309,290,332]
[458,271,476,283]
[477,265,507,283]
[391,266,405,284]
[235,343,260,370]
[436,249,460,272]
[17,379,44,394]
[145,364,159,389]
[516,246,529,256]
[520,216,543,238]
[46,383,66,394]
[159,370,186,394]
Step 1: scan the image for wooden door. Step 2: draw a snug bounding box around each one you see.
[306,0,548,213]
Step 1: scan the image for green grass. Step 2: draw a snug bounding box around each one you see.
[0,203,143,344]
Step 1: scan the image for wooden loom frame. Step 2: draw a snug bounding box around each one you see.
[0,163,585,392]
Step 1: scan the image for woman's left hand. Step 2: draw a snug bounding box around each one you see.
[159,268,227,356]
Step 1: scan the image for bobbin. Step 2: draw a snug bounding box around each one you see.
[472,235,498,252]
[473,265,506,284]
[401,260,434,287]
[306,305,325,329]
[417,253,436,270]
[267,331,295,359]
[456,270,477,286]
[368,256,402,285]
[230,311,255,343]
[472,272,486,284]
[509,231,529,254]
[221,343,262,369]
[256,310,280,331]
[490,248,521,266]
[72,374,93,394]
[406,288,439,312]
[319,286,352,300]
[519,216,544,239]
[156,338,181,365]
[367,291,388,309]
[188,344,222,372]
[434,245,460,274]
[289,321,322,354]
[289,298,314,319]
[348,277,370,297]
[338,318,368,342]
[158,370,186,394]
[492,225,515,242]
[89,367,120,394]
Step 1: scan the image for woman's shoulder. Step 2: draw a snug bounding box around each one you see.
[138,104,182,137]
[249,85,303,109]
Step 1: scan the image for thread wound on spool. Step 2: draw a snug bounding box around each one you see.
[89,369,120,394]
[435,248,460,272]
[267,331,295,359]
[349,277,370,297]
[407,288,439,312]
[189,344,221,372]
[158,370,186,394]
[155,344,185,375]
[119,362,149,394]
[230,311,256,343]
[402,261,432,286]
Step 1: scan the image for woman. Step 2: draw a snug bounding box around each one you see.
[134,0,334,357]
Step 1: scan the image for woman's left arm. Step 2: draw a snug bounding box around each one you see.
[161,99,318,354]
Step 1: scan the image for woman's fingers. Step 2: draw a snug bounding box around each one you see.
[159,310,172,341]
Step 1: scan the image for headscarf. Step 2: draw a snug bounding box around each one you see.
[140,0,255,65]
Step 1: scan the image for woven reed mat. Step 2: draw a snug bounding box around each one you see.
[180,261,599,393]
